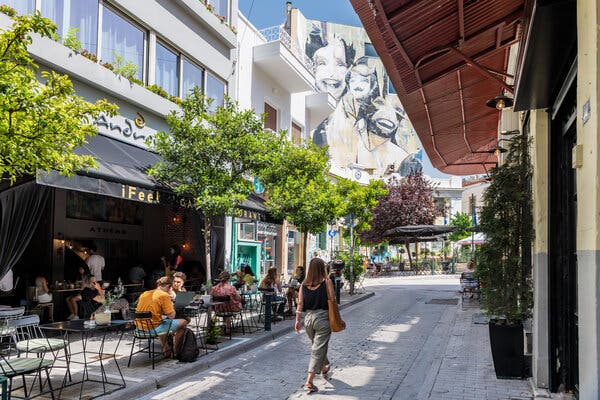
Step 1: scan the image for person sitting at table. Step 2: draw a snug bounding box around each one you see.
[232,267,245,290]
[128,264,146,285]
[169,271,187,301]
[242,265,256,288]
[80,274,105,318]
[210,271,242,334]
[66,265,90,320]
[259,267,286,317]
[135,276,188,358]
[34,276,53,303]
[285,265,305,315]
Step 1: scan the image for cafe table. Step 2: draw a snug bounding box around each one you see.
[40,319,131,399]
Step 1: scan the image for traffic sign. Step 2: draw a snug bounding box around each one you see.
[328,229,337,237]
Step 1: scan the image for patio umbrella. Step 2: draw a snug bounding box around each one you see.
[456,232,487,245]
[383,224,457,239]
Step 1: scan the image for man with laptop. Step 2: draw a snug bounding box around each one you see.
[136,276,188,357]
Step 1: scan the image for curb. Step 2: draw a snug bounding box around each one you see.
[107,291,374,399]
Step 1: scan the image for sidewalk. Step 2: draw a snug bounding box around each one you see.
[28,290,373,400]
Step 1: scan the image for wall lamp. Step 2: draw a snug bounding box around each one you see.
[486,95,514,110]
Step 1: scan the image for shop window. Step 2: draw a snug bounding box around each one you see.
[291,121,302,143]
[182,57,204,97]
[101,6,145,81]
[264,103,277,132]
[206,72,225,110]
[238,222,256,241]
[66,192,143,225]
[3,0,35,15]
[155,41,179,97]
[41,0,99,54]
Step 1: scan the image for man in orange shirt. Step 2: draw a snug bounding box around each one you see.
[136,276,188,356]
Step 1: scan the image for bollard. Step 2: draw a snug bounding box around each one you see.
[264,293,272,332]
[334,278,341,304]
[451,257,456,274]
[431,260,435,275]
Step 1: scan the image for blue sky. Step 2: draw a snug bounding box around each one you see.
[238,0,362,30]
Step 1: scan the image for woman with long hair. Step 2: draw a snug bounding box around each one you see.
[259,267,286,316]
[295,258,335,393]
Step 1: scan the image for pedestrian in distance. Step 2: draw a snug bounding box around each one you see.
[295,257,336,393]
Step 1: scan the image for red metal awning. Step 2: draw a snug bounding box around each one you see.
[350,0,524,175]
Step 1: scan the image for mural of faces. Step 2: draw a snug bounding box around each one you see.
[313,38,348,101]
[365,96,403,141]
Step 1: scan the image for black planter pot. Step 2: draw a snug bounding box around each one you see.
[488,320,524,379]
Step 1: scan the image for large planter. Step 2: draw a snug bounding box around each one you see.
[489,320,524,379]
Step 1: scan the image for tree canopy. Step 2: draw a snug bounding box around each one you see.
[448,212,473,241]
[360,172,437,244]
[0,8,117,183]
[149,90,283,282]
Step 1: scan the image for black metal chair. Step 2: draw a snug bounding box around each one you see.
[212,295,245,339]
[127,312,173,369]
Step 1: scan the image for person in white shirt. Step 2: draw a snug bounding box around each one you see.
[86,244,105,283]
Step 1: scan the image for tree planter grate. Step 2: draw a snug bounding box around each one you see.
[425,298,458,305]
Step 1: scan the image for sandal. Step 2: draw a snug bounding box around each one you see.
[303,382,318,393]
[321,365,331,380]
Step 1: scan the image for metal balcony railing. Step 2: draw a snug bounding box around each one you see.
[258,25,314,72]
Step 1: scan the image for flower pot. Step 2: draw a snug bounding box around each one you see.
[95,310,111,326]
[488,320,525,379]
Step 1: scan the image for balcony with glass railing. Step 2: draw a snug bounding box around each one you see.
[253,25,316,93]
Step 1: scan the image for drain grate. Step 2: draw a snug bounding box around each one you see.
[425,298,458,305]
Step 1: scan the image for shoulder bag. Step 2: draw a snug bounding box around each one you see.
[326,279,346,332]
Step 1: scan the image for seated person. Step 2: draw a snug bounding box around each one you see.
[135,276,188,357]
[66,265,90,320]
[169,271,187,301]
[285,266,305,314]
[242,265,256,288]
[128,264,147,285]
[35,276,53,303]
[232,268,245,289]
[211,271,242,333]
[382,256,392,273]
[80,274,104,317]
[460,259,479,296]
[259,267,286,317]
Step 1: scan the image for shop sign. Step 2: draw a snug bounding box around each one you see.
[120,184,160,204]
[240,208,263,221]
[94,113,156,149]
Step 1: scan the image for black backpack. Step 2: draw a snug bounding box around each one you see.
[176,328,199,362]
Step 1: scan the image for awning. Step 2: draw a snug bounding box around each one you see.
[383,224,457,238]
[37,134,162,204]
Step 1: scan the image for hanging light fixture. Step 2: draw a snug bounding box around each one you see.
[486,95,514,110]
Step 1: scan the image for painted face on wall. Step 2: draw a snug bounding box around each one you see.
[348,70,372,101]
[366,96,403,139]
[313,39,347,100]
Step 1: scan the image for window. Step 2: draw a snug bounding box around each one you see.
[101,6,145,81]
[208,0,229,22]
[364,42,377,57]
[41,0,98,53]
[291,122,302,143]
[238,223,256,241]
[206,72,225,109]
[155,42,179,97]
[182,58,204,97]
[3,0,35,14]
[388,77,397,94]
[264,103,277,131]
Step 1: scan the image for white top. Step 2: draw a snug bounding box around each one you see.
[0,269,13,292]
[87,254,105,281]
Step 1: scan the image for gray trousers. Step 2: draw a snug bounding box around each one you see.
[304,309,331,374]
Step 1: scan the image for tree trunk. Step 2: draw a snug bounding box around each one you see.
[204,217,212,284]
[302,230,308,267]
[405,241,412,269]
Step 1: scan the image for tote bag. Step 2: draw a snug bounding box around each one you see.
[327,280,346,332]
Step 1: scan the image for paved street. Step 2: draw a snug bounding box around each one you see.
[136,276,532,400]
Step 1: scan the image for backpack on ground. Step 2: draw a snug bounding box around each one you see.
[176,328,199,362]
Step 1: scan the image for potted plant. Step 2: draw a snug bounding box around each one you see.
[205,317,221,345]
[476,134,534,379]
[95,290,122,325]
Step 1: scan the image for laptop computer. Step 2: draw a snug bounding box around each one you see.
[173,291,195,308]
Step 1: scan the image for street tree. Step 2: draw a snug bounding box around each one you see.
[335,177,387,293]
[259,139,339,262]
[448,212,472,241]
[0,8,117,183]
[149,90,282,283]
[361,172,436,267]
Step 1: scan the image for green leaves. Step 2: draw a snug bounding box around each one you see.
[448,212,473,241]
[0,12,118,183]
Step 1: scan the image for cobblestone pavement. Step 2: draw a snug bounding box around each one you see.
[137,275,532,400]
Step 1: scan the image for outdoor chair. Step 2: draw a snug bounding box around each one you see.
[258,291,286,324]
[460,272,480,300]
[127,312,173,369]
[0,352,55,400]
[212,295,245,339]
[0,307,25,355]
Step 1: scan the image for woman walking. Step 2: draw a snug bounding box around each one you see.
[295,257,335,393]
